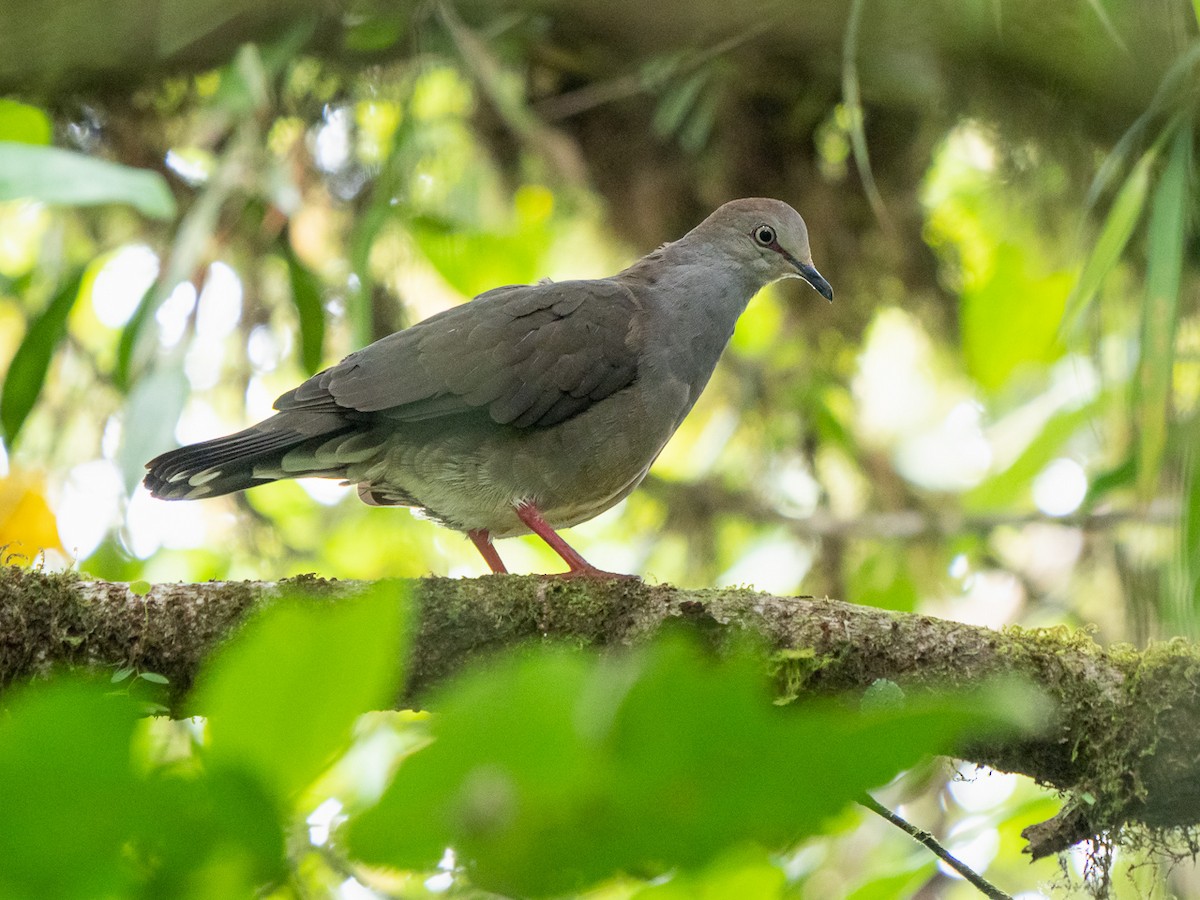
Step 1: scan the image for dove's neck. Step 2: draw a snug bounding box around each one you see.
[618,235,767,400]
[620,236,765,326]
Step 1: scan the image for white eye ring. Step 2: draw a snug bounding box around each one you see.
[753,225,776,246]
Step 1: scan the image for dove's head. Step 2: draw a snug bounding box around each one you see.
[700,198,833,301]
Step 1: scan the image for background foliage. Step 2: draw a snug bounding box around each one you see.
[2,0,1200,895]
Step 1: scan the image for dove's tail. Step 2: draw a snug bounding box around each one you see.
[143,414,359,500]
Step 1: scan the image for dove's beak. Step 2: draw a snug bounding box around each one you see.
[796,262,834,302]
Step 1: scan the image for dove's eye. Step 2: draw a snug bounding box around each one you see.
[753,225,776,246]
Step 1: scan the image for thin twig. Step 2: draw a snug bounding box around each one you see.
[841,0,896,236]
[858,793,1012,900]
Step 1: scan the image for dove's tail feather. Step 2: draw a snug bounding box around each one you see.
[144,417,358,500]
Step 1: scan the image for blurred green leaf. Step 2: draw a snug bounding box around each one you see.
[193,582,409,801]
[844,860,937,900]
[1083,45,1200,212]
[653,68,709,138]
[1084,455,1136,509]
[0,142,176,219]
[0,99,51,145]
[633,846,787,899]
[411,215,549,299]
[114,281,157,391]
[81,536,146,581]
[1135,122,1191,500]
[137,765,286,897]
[846,544,919,612]
[0,269,83,446]
[678,88,719,155]
[347,201,388,346]
[344,7,407,52]
[0,679,142,899]
[965,396,1109,511]
[116,364,190,495]
[348,634,1037,897]
[1061,146,1155,335]
[961,243,1071,392]
[283,242,325,374]
[1180,433,1200,635]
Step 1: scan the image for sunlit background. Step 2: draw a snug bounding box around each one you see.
[2,0,1199,895]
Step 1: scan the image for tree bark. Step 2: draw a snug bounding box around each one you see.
[2,564,1196,860]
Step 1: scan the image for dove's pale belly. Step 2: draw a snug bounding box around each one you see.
[316,374,693,538]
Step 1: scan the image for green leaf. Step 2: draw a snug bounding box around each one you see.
[845,860,938,900]
[652,68,709,138]
[1083,45,1200,212]
[0,679,142,899]
[1182,438,1200,626]
[129,579,152,596]
[410,215,549,300]
[348,634,1038,897]
[0,142,176,220]
[633,847,787,899]
[137,671,170,685]
[113,281,157,391]
[1061,146,1155,336]
[1084,455,1136,509]
[0,99,51,145]
[193,582,409,801]
[116,365,190,495]
[1135,123,1192,500]
[846,543,919,612]
[678,87,719,155]
[0,269,84,446]
[283,243,326,374]
[137,765,286,897]
[965,395,1109,512]
[961,243,1072,392]
[344,10,407,52]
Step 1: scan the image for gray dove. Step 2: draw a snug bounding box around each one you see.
[145,198,832,576]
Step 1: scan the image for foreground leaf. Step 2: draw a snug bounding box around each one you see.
[193,582,410,801]
[0,680,143,899]
[348,634,1038,896]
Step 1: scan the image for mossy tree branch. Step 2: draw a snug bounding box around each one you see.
[2,565,1197,860]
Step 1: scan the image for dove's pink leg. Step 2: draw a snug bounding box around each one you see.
[515,501,636,579]
[468,529,508,574]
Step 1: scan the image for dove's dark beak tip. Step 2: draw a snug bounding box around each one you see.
[797,262,834,302]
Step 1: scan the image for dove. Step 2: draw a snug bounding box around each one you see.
[145,198,832,576]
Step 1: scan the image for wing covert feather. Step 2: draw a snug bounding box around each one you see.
[273,279,642,430]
